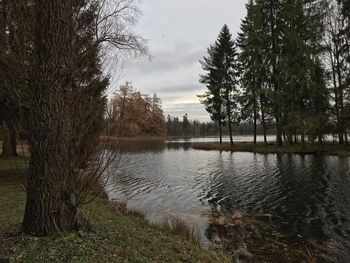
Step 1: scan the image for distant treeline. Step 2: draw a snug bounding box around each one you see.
[166,114,276,137]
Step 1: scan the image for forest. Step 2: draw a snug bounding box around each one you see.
[199,0,350,146]
[1,0,350,262]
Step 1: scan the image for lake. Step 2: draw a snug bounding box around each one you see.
[106,137,350,261]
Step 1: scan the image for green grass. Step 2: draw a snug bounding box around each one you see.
[193,142,350,156]
[0,158,229,263]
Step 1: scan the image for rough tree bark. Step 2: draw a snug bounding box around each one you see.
[22,0,78,235]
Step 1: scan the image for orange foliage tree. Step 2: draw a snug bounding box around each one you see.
[108,82,166,136]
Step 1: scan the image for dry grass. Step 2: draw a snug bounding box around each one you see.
[108,200,145,219]
[109,201,200,245]
[301,246,317,263]
[159,217,200,246]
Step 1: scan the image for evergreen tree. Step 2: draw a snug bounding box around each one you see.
[280,0,328,145]
[214,25,238,145]
[237,0,268,145]
[256,0,285,146]
[325,0,349,144]
[199,45,225,144]
[199,25,238,145]
[236,0,328,145]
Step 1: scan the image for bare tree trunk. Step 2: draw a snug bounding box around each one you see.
[283,132,288,144]
[335,41,347,145]
[330,53,343,144]
[253,108,257,146]
[22,0,77,235]
[318,135,323,144]
[10,124,17,156]
[218,118,223,145]
[226,90,233,145]
[261,112,267,147]
[1,121,17,158]
[275,115,283,146]
[260,96,268,147]
[1,122,12,158]
[301,133,305,147]
[228,115,233,146]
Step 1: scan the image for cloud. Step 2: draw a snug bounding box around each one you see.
[127,45,205,75]
[163,103,208,121]
[153,84,202,94]
[118,0,248,121]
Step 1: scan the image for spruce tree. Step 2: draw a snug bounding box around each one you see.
[237,0,268,145]
[199,25,238,145]
[214,25,238,145]
[280,0,327,145]
[199,45,225,144]
[257,0,284,146]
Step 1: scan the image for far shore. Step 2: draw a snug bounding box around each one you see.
[100,135,198,142]
[192,142,350,156]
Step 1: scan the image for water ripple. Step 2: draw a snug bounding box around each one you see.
[107,140,350,259]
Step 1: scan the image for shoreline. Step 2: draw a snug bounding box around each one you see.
[0,158,228,262]
[192,142,350,156]
[0,157,320,261]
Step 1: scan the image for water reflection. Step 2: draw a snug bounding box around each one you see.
[107,138,350,260]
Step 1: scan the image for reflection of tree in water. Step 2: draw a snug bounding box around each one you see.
[106,141,350,261]
[273,154,329,238]
[166,142,192,151]
[198,153,350,261]
[116,140,166,153]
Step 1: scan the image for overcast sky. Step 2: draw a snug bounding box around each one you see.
[119,0,248,122]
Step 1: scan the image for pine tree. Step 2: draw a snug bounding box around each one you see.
[338,0,350,142]
[199,45,225,144]
[183,114,191,136]
[215,25,238,145]
[237,0,268,145]
[237,0,328,145]
[280,0,327,145]
[199,25,238,145]
[257,0,285,146]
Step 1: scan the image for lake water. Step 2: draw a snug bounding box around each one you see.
[106,137,350,261]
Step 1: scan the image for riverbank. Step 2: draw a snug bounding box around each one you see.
[0,158,229,262]
[193,142,350,156]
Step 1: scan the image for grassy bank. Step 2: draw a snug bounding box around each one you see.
[192,142,350,156]
[0,158,229,263]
